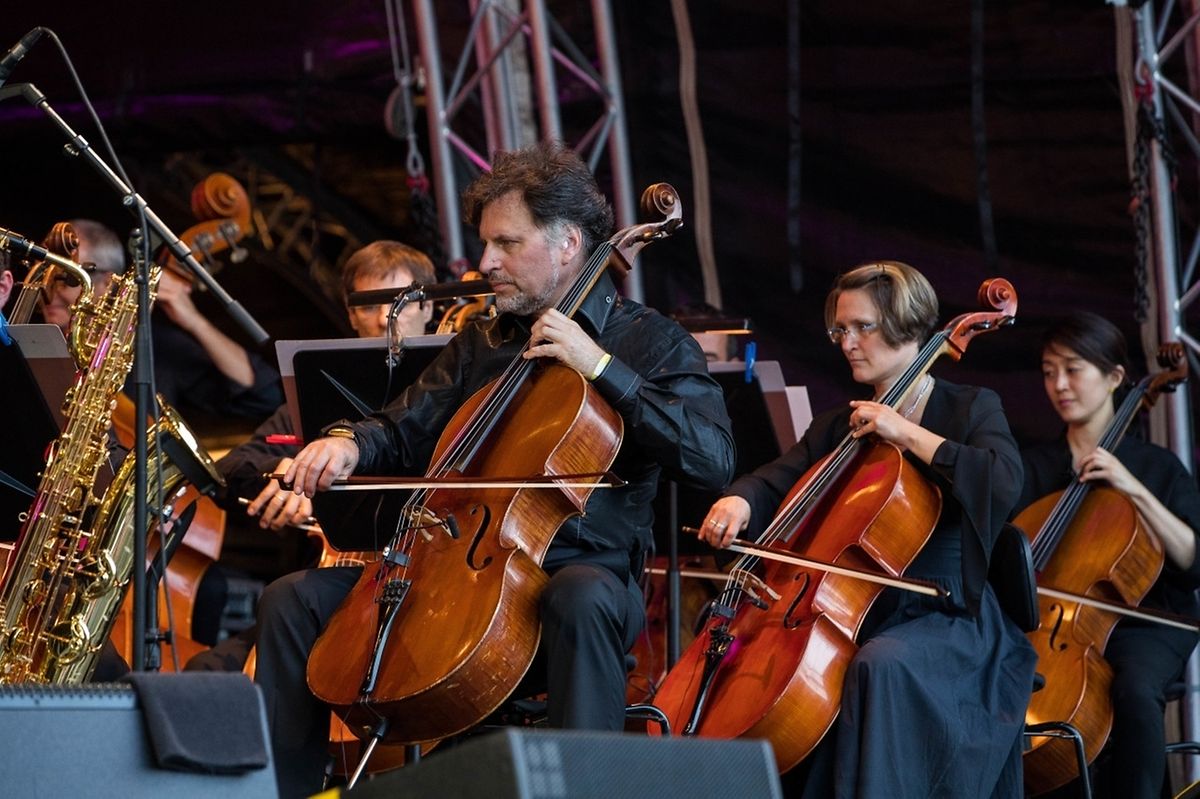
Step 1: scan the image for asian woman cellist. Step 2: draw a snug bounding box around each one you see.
[697,261,1037,797]
[1017,312,1200,799]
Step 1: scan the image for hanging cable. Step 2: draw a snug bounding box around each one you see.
[668,0,722,311]
[383,0,448,273]
[970,0,999,272]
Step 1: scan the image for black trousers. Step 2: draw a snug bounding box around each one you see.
[1103,623,1198,799]
[254,562,644,799]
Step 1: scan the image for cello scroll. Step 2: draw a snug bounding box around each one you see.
[943,277,1017,358]
[608,183,684,275]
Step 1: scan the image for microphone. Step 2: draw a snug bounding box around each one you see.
[346,278,494,308]
[0,28,44,89]
[0,226,85,272]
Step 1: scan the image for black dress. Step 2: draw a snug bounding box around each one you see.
[729,379,1037,798]
[1020,436,1200,799]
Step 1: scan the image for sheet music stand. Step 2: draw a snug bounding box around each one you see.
[275,334,452,551]
[276,334,452,445]
[0,324,76,540]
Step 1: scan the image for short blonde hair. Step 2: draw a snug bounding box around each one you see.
[824,260,938,347]
[341,241,435,303]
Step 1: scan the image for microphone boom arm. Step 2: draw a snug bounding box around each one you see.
[0,82,269,344]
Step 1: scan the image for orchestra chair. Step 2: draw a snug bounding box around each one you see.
[1165,678,1200,797]
[1023,672,1093,799]
[988,523,1094,799]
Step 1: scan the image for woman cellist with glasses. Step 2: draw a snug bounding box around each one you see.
[693,261,1037,797]
[1017,312,1200,799]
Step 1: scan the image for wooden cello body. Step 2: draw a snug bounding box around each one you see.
[308,364,622,741]
[1016,488,1158,793]
[306,183,684,746]
[1016,344,1184,795]
[653,443,940,769]
[652,278,1018,771]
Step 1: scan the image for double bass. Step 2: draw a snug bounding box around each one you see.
[1016,344,1187,795]
[652,278,1018,771]
[305,184,684,750]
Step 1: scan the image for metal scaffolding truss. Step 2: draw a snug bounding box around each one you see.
[411,0,642,300]
[1118,0,1198,464]
[1114,0,1200,778]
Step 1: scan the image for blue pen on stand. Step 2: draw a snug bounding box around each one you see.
[743,340,756,383]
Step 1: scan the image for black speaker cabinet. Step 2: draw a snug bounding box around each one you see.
[346,728,782,798]
[0,683,279,798]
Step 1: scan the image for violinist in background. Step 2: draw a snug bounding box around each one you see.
[39,219,282,421]
[264,142,735,797]
[699,261,1036,797]
[183,240,436,673]
[1017,312,1200,799]
[216,240,436,534]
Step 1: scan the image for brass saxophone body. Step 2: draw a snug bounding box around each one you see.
[0,265,222,682]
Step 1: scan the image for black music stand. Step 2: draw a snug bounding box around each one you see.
[276,334,451,551]
[650,360,809,665]
[0,324,76,541]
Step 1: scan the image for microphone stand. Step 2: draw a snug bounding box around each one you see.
[0,81,270,672]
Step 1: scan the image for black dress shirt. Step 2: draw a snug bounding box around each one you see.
[338,271,736,575]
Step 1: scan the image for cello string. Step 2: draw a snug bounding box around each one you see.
[1030,379,1147,567]
[423,240,615,480]
[723,330,951,602]
[381,239,620,571]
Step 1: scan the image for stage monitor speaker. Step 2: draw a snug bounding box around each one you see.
[0,683,279,798]
[344,728,782,798]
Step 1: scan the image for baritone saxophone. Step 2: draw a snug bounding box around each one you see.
[0,258,223,683]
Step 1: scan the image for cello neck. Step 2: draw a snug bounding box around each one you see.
[1031,342,1187,567]
[1030,375,1159,569]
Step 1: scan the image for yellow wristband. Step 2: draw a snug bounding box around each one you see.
[326,426,356,440]
[588,352,613,382]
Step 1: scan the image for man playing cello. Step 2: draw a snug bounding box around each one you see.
[260,141,736,797]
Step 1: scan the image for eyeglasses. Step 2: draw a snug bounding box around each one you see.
[826,321,879,344]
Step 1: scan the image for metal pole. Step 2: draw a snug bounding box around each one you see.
[1133,3,1200,780]
[525,1,561,142]
[413,0,465,264]
[472,0,519,154]
[591,0,642,303]
[1137,5,1195,464]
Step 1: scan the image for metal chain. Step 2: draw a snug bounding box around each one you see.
[383,0,427,182]
[1130,100,1176,323]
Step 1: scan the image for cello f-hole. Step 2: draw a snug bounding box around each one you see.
[465,505,494,571]
[783,572,811,630]
[1048,603,1068,652]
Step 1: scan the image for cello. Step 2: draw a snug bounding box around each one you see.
[1016,343,1186,795]
[305,184,684,750]
[652,278,1017,771]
